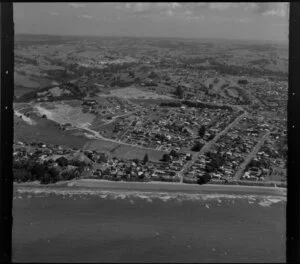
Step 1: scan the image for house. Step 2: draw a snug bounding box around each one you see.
[116,171,125,179]
[212,173,222,179]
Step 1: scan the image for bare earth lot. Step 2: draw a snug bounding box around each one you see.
[35,101,95,128]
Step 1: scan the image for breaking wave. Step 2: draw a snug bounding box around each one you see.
[15,187,286,207]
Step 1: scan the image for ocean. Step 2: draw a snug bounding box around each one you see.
[12,186,286,262]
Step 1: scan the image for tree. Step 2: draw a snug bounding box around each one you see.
[161,153,171,162]
[48,167,60,182]
[30,163,47,179]
[191,141,203,152]
[134,77,141,83]
[205,164,215,173]
[40,171,53,184]
[198,125,206,138]
[207,133,215,141]
[61,169,78,181]
[133,158,140,165]
[238,79,248,85]
[13,168,32,183]
[175,85,184,99]
[169,149,179,158]
[56,156,69,167]
[143,153,149,164]
[98,153,108,163]
[197,176,205,185]
[197,173,211,185]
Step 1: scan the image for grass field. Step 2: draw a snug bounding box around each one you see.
[14,72,55,96]
[129,98,177,106]
[14,115,89,149]
[267,167,286,182]
[35,101,95,128]
[111,145,165,161]
[84,140,165,162]
[98,86,173,100]
[14,72,41,88]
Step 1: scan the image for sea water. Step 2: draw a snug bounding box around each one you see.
[12,187,285,263]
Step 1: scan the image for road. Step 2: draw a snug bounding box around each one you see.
[32,102,162,153]
[20,98,247,161]
[79,125,165,152]
[177,111,247,183]
[233,132,270,181]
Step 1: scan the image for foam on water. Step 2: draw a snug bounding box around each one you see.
[15,187,286,207]
[258,199,281,207]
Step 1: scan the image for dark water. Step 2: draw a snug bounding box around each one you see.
[12,188,286,263]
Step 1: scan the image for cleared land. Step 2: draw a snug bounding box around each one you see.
[84,140,165,162]
[34,101,95,128]
[98,86,173,100]
[14,72,55,96]
[14,72,41,88]
[14,115,89,149]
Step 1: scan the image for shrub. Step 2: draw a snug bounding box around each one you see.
[56,157,69,167]
[175,86,184,99]
[61,170,77,181]
[169,149,179,158]
[161,153,171,162]
[143,154,149,164]
[191,142,203,152]
[197,173,211,185]
[13,169,32,183]
[238,79,248,85]
[198,125,206,138]
[40,172,54,184]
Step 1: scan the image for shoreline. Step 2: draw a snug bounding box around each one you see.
[14,179,287,197]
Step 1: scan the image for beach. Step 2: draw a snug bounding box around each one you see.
[14,179,287,197]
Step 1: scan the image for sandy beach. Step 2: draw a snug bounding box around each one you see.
[14,179,287,197]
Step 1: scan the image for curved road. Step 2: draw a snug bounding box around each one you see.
[20,99,247,160]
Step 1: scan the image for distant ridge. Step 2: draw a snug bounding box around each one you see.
[14,33,288,46]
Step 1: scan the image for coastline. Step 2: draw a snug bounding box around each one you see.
[13,179,286,263]
[14,179,287,197]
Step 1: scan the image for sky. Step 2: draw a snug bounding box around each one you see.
[14,2,289,43]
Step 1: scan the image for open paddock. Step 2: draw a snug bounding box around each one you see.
[129,98,178,107]
[98,86,173,100]
[14,115,89,149]
[84,140,165,162]
[14,72,41,89]
[111,145,165,162]
[14,72,55,97]
[34,101,95,128]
